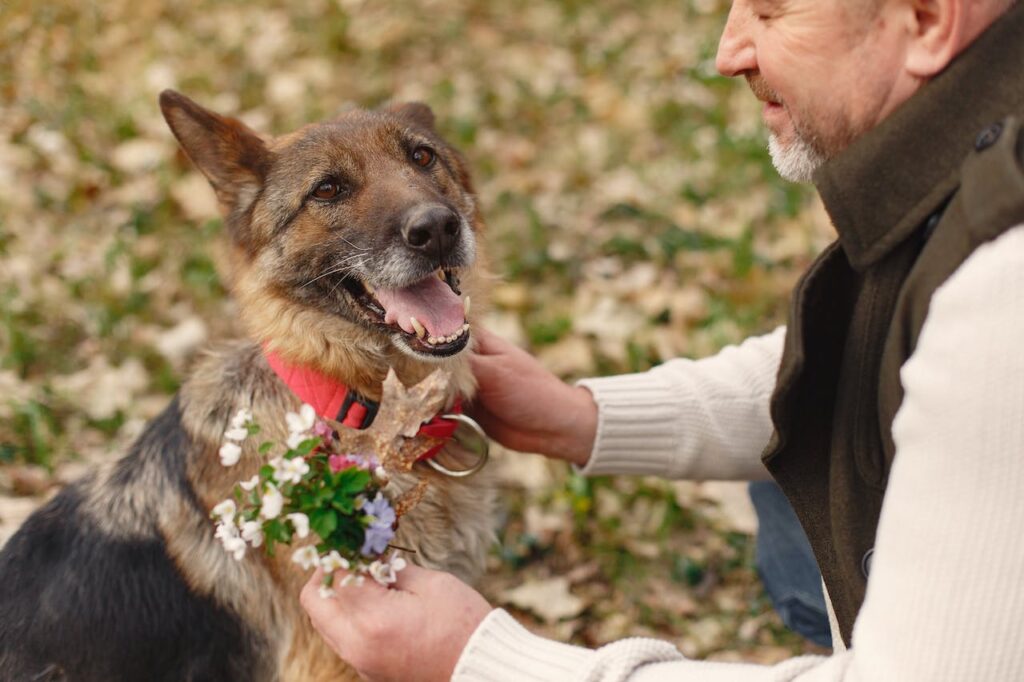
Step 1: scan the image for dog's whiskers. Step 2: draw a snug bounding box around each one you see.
[338,236,370,252]
[300,255,366,288]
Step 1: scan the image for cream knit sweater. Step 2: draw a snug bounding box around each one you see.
[452,224,1024,682]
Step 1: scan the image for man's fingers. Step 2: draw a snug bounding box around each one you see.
[303,568,389,614]
[472,326,525,359]
[301,569,342,621]
[470,325,502,356]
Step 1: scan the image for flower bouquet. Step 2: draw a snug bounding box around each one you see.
[210,369,455,597]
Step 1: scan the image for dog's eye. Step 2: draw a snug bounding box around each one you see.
[312,180,343,201]
[411,145,436,169]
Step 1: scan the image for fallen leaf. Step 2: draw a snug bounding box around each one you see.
[501,576,584,623]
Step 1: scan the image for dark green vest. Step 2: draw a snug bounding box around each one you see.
[763,3,1024,647]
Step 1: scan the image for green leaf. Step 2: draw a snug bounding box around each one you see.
[265,518,292,544]
[259,441,274,454]
[331,494,355,514]
[329,520,364,553]
[290,438,320,457]
[314,485,333,505]
[337,468,371,494]
[310,509,339,539]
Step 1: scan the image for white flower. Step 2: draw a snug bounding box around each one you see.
[260,483,284,520]
[320,551,350,573]
[318,585,336,599]
[291,546,320,570]
[219,442,242,467]
[224,427,249,442]
[286,404,316,435]
[211,500,236,523]
[367,556,407,585]
[239,475,260,492]
[286,512,310,539]
[240,520,264,548]
[367,556,407,586]
[273,457,310,485]
[230,408,254,429]
[222,535,247,561]
[286,432,311,450]
[214,520,238,542]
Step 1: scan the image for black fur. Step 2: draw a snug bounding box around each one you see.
[0,400,269,682]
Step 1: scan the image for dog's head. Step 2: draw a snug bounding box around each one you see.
[160,91,485,375]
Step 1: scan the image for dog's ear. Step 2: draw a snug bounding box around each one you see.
[386,102,436,132]
[160,90,269,213]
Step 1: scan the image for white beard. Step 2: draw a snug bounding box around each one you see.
[768,132,827,184]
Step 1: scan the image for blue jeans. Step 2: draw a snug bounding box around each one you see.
[749,480,833,648]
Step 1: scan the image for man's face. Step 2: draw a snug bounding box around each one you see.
[716,0,913,182]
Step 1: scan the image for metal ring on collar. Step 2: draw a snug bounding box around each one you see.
[425,413,490,478]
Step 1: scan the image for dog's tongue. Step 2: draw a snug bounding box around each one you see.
[375,275,465,338]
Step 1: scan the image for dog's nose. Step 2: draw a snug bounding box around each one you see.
[402,205,461,256]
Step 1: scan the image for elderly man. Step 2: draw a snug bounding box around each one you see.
[301,0,1024,679]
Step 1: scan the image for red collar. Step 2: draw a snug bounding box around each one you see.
[264,350,460,462]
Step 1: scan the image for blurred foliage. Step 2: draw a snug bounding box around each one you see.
[0,0,834,662]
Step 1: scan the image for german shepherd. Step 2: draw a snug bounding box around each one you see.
[0,91,495,681]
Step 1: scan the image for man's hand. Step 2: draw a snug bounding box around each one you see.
[300,564,492,682]
[469,327,598,467]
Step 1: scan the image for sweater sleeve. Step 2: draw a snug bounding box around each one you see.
[575,327,784,481]
[453,224,1024,682]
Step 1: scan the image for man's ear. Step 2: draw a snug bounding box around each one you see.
[385,102,436,131]
[902,0,968,79]
[159,90,270,212]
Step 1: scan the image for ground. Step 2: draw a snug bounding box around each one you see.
[0,0,834,663]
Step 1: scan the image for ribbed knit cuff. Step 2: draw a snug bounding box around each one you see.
[451,609,595,682]
[575,373,682,478]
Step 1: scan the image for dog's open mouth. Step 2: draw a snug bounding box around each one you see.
[343,268,471,357]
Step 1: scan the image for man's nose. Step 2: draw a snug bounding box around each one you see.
[716,2,757,77]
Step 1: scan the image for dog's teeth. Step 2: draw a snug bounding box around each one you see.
[428,336,438,345]
[437,269,445,281]
[410,317,426,339]
[364,281,375,295]
[463,296,471,318]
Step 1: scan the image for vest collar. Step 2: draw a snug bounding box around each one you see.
[814,2,1024,271]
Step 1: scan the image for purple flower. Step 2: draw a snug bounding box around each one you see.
[361,523,395,556]
[363,492,396,528]
[359,493,396,556]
